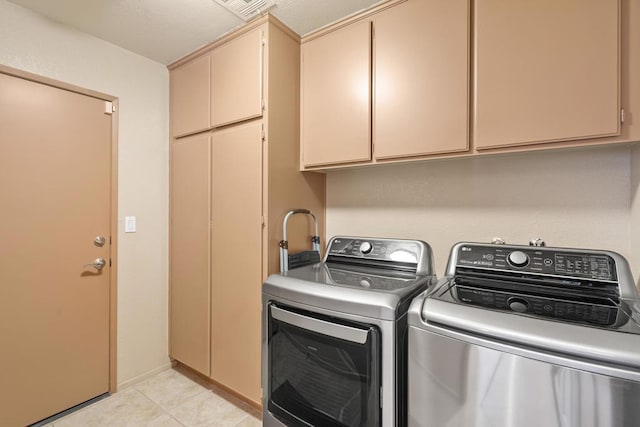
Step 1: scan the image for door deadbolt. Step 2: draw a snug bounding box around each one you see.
[94,236,106,247]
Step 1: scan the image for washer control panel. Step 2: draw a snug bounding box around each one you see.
[456,244,616,281]
[327,237,421,264]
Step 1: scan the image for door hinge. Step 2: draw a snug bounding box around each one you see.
[104,101,114,115]
[621,108,625,124]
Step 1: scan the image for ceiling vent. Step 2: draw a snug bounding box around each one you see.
[214,0,276,21]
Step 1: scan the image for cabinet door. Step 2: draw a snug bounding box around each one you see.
[210,28,263,128]
[210,121,263,403]
[170,54,211,138]
[374,0,469,159]
[170,134,211,376]
[301,20,372,167]
[474,0,620,149]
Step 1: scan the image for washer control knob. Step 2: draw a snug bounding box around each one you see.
[359,241,373,254]
[508,251,529,267]
[508,297,529,313]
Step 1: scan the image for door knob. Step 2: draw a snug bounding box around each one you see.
[84,258,106,271]
[94,236,106,247]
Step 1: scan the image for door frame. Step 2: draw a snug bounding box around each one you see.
[0,64,119,393]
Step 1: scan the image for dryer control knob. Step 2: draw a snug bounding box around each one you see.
[508,251,529,267]
[359,241,373,254]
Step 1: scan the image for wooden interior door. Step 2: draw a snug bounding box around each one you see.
[0,72,112,426]
[170,134,211,376]
[210,120,263,404]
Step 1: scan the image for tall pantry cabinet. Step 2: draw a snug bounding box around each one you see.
[168,16,325,407]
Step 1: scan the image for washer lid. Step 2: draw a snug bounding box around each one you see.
[411,289,640,370]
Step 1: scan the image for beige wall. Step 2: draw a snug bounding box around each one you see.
[631,145,640,286]
[326,146,633,279]
[0,1,170,386]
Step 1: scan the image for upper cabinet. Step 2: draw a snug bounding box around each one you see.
[474,0,621,150]
[300,0,470,169]
[170,54,211,138]
[170,27,264,138]
[210,28,263,128]
[301,20,372,167]
[374,0,469,159]
[300,0,636,170]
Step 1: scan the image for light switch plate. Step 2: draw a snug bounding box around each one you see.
[125,216,136,233]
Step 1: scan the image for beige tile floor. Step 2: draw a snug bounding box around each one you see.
[42,367,262,427]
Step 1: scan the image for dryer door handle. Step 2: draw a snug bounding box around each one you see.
[271,305,369,344]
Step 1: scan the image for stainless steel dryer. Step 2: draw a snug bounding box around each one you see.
[262,236,436,427]
[408,242,640,427]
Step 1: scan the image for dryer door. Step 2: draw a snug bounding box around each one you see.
[267,303,381,426]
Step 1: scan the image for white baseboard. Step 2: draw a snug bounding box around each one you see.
[117,361,173,390]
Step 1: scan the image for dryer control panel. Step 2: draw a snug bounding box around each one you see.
[325,236,434,276]
[328,238,419,262]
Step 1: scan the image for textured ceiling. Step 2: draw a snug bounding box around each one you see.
[7,0,387,64]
